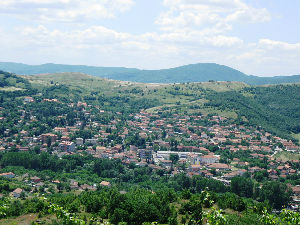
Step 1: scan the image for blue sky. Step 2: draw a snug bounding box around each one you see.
[0,0,299,76]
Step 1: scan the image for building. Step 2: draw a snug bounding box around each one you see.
[41,133,57,144]
[100,181,111,187]
[24,97,34,103]
[85,139,98,145]
[207,163,231,171]
[30,176,41,183]
[76,138,84,145]
[159,159,172,168]
[59,141,75,152]
[0,172,15,178]
[155,151,201,162]
[138,149,153,160]
[10,188,23,198]
[199,154,220,164]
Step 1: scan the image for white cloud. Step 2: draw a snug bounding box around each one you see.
[0,0,298,76]
[11,23,298,75]
[156,0,271,30]
[258,39,300,51]
[1,22,299,76]
[0,0,134,22]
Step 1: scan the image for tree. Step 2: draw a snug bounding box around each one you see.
[231,176,254,198]
[47,136,52,147]
[259,181,292,209]
[170,154,179,164]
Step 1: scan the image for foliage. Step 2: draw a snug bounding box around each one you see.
[48,200,86,225]
[231,176,254,198]
[259,182,292,210]
[204,207,228,225]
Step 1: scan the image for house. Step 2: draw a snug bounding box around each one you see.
[76,138,84,145]
[0,172,15,178]
[80,184,96,191]
[30,176,41,183]
[70,180,79,189]
[190,164,202,172]
[199,154,219,164]
[291,186,300,196]
[41,133,57,144]
[201,170,213,178]
[223,169,246,180]
[54,127,68,133]
[85,139,98,145]
[59,141,75,152]
[100,181,111,187]
[10,188,23,198]
[207,163,231,171]
[138,149,152,160]
[61,136,70,141]
[24,97,34,103]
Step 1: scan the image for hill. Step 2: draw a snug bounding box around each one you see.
[0,62,138,78]
[23,72,300,139]
[0,70,31,91]
[0,62,299,85]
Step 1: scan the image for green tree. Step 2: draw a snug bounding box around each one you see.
[231,176,254,198]
[170,154,179,164]
[260,181,292,209]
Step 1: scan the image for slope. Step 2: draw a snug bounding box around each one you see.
[23,72,300,140]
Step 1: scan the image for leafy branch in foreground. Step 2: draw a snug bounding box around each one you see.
[0,198,9,219]
[204,207,227,225]
[260,208,300,225]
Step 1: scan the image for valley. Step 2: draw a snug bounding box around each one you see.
[0,70,299,225]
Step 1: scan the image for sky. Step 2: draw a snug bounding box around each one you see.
[0,0,299,76]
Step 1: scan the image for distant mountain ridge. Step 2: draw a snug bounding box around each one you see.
[0,62,299,85]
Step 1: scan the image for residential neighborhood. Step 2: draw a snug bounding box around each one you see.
[0,99,299,211]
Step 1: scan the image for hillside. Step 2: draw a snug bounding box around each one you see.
[1,69,299,139]
[23,72,300,139]
[0,70,32,91]
[1,62,299,85]
[0,70,36,99]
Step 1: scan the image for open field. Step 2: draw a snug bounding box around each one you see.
[0,214,56,225]
[274,151,300,161]
[0,86,25,91]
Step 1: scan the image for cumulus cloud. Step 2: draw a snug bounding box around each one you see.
[0,0,134,22]
[156,0,271,29]
[13,24,298,75]
[258,39,300,51]
[0,0,298,76]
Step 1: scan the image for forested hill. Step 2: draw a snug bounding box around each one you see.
[0,62,299,85]
[0,70,32,91]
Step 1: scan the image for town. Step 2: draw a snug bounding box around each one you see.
[1,96,299,213]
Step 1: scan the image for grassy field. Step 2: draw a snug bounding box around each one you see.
[0,214,56,225]
[274,151,300,161]
[0,86,25,91]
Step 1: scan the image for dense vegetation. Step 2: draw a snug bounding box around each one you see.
[0,151,297,224]
[0,151,293,211]
[205,84,300,138]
